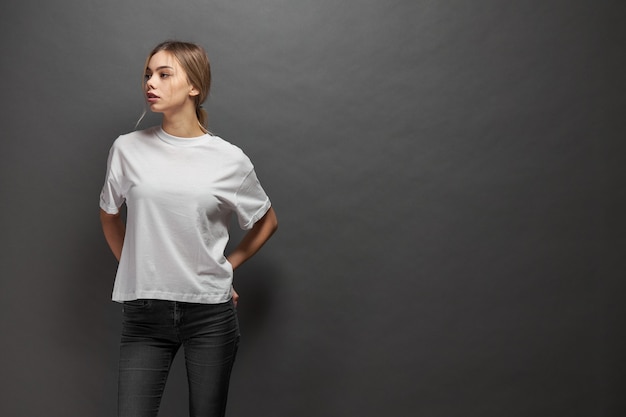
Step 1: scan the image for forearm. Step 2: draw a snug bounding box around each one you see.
[227,207,278,270]
[100,208,125,262]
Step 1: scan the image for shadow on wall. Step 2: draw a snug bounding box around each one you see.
[232,256,282,342]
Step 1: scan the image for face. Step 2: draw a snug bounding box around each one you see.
[144,50,199,115]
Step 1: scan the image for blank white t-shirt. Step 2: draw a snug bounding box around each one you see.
[100,126,271,303]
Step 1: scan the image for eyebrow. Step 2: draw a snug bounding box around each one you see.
[147,65,175,72]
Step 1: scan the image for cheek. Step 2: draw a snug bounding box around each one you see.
[174,82,193,99]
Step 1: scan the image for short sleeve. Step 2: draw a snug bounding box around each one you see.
[234,168,271,230]
[99,142,125,214]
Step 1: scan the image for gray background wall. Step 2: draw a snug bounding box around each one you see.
[1,1,624,416]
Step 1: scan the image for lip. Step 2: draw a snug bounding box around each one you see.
[146,92,160,103]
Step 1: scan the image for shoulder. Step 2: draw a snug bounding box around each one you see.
[209,135,253,167]
[209,135,245,156]
[112,126,158,148]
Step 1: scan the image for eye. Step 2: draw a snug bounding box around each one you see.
[160,73,170,78]
[144,73,151,81]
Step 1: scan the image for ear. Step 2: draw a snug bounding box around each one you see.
[189,86,200,97]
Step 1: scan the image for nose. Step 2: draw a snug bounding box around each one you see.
[145,74,156,90]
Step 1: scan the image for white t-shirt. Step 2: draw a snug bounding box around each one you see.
[100,126,271,304]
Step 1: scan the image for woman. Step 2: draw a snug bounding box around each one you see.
[99,41,278,417]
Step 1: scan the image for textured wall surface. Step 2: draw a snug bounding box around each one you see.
[1,1,624,416]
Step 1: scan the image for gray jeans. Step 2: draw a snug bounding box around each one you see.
[118,299,240,417]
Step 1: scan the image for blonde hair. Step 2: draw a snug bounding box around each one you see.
[136,41,212,132]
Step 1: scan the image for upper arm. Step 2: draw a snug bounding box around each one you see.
[100,208,121,223]
[257,206,278,231]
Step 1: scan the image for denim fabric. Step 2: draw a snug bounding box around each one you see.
[118,299,240,417]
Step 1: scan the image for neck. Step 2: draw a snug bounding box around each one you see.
[161,113,205,138]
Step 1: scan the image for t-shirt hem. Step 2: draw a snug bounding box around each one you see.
[112,291,232,304]
[99,200,120,214]
[241,200,272,230]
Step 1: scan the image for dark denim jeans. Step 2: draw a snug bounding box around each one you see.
[118,299,240,417]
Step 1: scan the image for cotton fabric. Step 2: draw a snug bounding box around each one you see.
[100,126,271,303]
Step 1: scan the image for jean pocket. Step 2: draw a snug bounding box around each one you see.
[122,299,152,313]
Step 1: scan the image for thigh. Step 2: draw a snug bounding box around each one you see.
[181,300,240,417]
[118,299,180,417]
